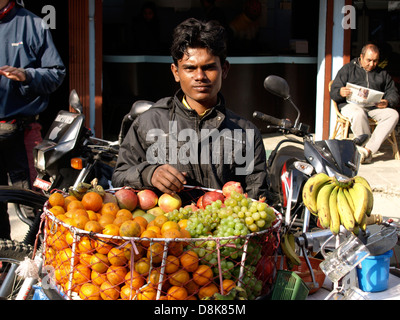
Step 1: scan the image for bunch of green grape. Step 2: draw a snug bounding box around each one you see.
[166,206,193,222]
[186,208,221,238]
[224,191,277,232]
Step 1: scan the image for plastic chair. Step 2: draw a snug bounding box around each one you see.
[328,80,400,160]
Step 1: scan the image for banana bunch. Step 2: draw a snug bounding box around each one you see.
[68,178,105,200]
[302,173,374,235]
[280,232,301,268]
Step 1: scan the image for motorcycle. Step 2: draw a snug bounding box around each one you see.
[253,75,367,232]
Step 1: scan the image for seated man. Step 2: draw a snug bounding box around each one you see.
[112,18,268,200]
[330,43,399,163]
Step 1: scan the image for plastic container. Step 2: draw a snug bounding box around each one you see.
[32,285,50,300]
[271,270,310,300]
[357,249,393,292]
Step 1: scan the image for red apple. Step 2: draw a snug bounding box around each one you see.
[115,188,138,211]
[222,181,244,198]
[184,203,199,212]
[158,193,182,213]
[137,189,159,210]
[196,196,204,209]
[201,191,225,208]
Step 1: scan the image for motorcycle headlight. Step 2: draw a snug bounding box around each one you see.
[35,150,46,171]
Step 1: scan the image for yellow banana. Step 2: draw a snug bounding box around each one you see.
[359,214,367,232]
[302,173,332,215]
[281,233,301,266]
[316,182,335,229]
[329,186,341,235]
[337,187,355,232]
[353,176,374,216]
[343,188,355,212]
[350,182,369,225]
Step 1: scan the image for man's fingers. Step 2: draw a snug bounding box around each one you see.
[151,165,187,194]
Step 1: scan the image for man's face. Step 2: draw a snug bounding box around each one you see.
[360,49,379,72]
[171,47,229,111]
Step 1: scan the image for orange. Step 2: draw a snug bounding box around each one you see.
[116,209,133,220]
[90,253,110,273]
[147,269,161,287]
[50,235,69,251]
[94,239,113,254]
[58,248,76,265]
[180,250,199,272]
[185,280,200,296]
[123,243,144,261]
[198,283,219,299]
[139,229,158,247]
[179,229,191,246]
[193,265,213,286]
[79,252,92,267]
[134,257,151,276]
[72,215,90,230]
[113,215,131,227]
[79,283,101,300]
[168,241,184,257]
[63,195,78,211]
[101,202,120,216]
[153,215,169,228]
[100,280,120,300]
[119,220,141,238]
[84,220,103,233]
[164,255,180,274]
[72,263,91,284]
[222,279,236,294]
[107,247,128,266]
[102,224,120,236]
[178,219,188,230]
[161,228,182,239]
[167,286,188,300]
[71,208,89,219]
[146,225,161,236]
[49,192,65,208]
[98,214,115,228]
[49,205,65,217]
[146,242,165,264]
[137,286,157,300]
[91,270,108,286]
[124,270,145,290]
[120,284,135,300]
[161,221,180,235]
[106,265,128,286]
[67,200,85,212]
[87,210,98,221]
[65,231,76,246]
[78,236,95,253]
[81,191,103,212]
[133,216,148,230]
[169,269,190,286]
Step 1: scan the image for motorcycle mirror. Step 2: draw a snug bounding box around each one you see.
[69,89,83,114]
[263,75,291,100]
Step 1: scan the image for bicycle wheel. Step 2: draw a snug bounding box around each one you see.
[0,239,34,300]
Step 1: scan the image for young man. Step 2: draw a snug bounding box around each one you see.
[0,0,66,239]
[112,18,268,200]
[330,43,399,164]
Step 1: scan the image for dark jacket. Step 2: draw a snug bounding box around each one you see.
[330,57,399,109]
[112,90,268,200]
[0,5,66,119]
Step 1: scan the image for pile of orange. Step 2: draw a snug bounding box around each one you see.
[44,191,236,300]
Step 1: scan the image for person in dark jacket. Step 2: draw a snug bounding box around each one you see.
[0,0,66,239]
[330,43,399,164]
[112,18,268,200]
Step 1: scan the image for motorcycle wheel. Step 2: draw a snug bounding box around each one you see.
[0,239,34,300]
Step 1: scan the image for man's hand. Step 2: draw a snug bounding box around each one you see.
[376,99,388,108]
[151,164,187,195]
[0,65,27,82]
[340,87,351,97]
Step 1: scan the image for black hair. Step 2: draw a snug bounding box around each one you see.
[170,18,227,65]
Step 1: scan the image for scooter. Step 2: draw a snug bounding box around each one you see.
[253,75,367,231]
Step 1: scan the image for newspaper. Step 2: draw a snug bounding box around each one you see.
[346,82,384,107]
